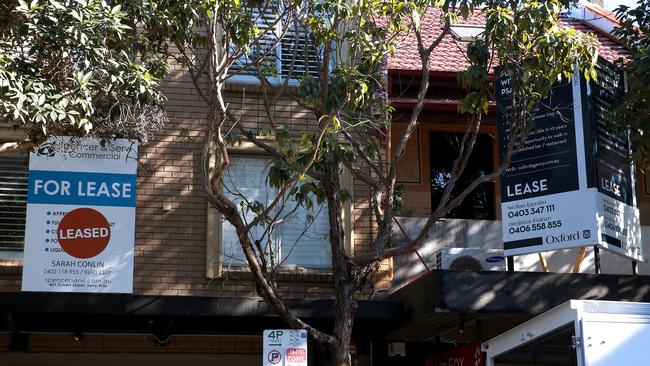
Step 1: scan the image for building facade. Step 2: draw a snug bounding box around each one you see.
[1,2,649,366]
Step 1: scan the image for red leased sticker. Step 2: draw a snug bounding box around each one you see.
[57,208,111,259]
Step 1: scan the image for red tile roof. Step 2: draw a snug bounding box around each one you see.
[563,17,628,63]
[388,10,628,73]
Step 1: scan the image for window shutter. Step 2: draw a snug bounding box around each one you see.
[229,5,279,77]
[229,3,322,82]
[221,156,275,267]
[0,152,28,251]
[279,15,321,80]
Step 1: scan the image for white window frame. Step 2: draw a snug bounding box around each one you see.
[205,145,354,278]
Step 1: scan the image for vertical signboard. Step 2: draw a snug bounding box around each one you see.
[583,59,640,257]
[498,58,642,262]
[21,137,138,293]
[263,329,308,366]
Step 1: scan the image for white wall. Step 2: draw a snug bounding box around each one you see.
[393,218,650,277]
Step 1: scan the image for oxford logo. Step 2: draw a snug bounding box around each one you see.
[546,231,580,244]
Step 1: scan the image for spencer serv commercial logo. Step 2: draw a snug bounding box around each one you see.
[36,142,56,157]
[35,139,134,160]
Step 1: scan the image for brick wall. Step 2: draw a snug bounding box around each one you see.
[0,59,379,299]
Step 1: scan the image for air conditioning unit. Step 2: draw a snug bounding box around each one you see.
[387,342,406,357]
[435,247,506,271]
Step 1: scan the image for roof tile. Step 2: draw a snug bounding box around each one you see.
[388,10,628,73]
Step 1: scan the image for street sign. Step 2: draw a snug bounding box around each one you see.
[21,137,138,293]
[497,58,643,262]
[263,329,308,366]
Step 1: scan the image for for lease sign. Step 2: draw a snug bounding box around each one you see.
[21,137,138,293]
[497,58,642,262]
[263,329,308,366]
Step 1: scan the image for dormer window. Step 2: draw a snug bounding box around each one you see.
[450,25,485,42]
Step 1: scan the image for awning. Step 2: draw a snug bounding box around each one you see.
[0,292,406,339]
[386,270,650,343]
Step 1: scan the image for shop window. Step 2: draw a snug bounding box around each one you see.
[429,131,495,220]
[0,152,28,254]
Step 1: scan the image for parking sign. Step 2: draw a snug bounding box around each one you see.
[263,329,308,366]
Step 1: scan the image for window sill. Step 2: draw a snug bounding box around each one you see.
[0,250,24,259]
[223,79,300,93]
[218,265,333,283]
[0,257,23,275]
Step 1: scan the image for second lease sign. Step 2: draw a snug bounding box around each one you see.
[498,58,642,262]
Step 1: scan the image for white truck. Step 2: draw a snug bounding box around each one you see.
[482,299,650,366]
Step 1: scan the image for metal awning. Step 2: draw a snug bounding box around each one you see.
[0,292,406,338]
[386,270,650,343]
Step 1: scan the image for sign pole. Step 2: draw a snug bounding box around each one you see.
[632,261,638,275]
[594,246,601,274]
[538,253,549,272]
[573,247,587,273]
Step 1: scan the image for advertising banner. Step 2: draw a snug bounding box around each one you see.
[21,137,138,293]
[498,58,642,261]
[263,329,308,366]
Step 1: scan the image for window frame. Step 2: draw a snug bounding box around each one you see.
[390,121,501,219]
[205,143,354,278]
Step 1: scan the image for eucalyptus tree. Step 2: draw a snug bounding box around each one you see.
[0,0,598,365]
[159,1,596,364]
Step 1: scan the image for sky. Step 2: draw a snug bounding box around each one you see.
[604,0,640,10]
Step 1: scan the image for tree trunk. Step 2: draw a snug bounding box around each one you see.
[332,340,352,366]
[322,152,358,366]
[331,280,356,366]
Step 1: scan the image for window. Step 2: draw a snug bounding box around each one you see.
[228,4,322,84]
[0,152,28,255]
[450,25,485,42]
[219,155,332,269]
[429,131,495,220]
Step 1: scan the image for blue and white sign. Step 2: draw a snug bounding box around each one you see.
[21,137,138,293]
[263,329,308,366]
